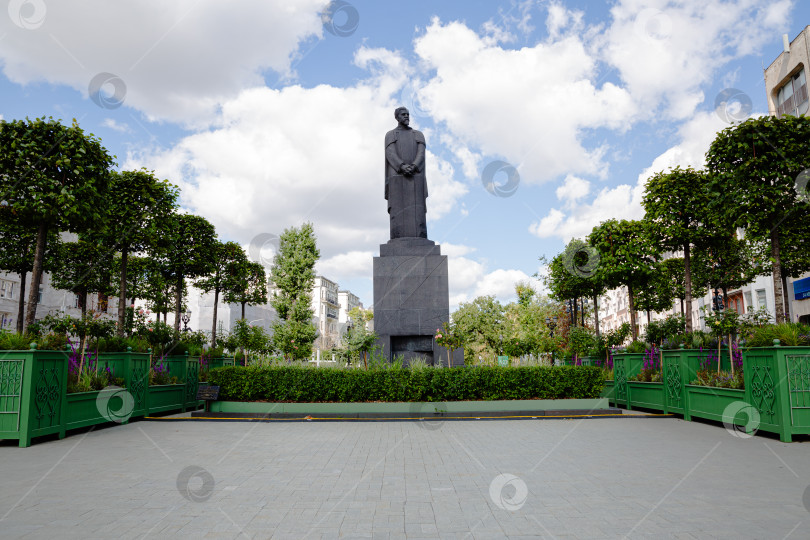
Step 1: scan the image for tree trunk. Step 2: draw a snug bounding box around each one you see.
[211,288,219,347]
[241,302,246,320]
[646,310,651,324]
[771,229,785,323]
[593,294,600,337]
[117,249,128,337]
[80,290,87,318]
[24,222,48,330]
[781,273,791,321]
[580,298,585,327]
[628,286,638,341]
[174,276,183,333]
[572,298,578,327]
[16,272,26,334]
[680,298,684,316]
[683,243,693,333]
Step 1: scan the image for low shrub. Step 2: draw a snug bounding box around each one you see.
[744,323,810,348]
[208,365,604,402]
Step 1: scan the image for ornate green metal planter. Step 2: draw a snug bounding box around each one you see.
[65,390,107,430]
[98,350,150,420]
[148,384,185,413]
[207,357,235,369]
[685,385,745,424]
[743,346,810,443]
[0,346,68,447]
[611,353,644,408]
[627,381,665,412]
[184,355,203,411]
[601,380,615,404]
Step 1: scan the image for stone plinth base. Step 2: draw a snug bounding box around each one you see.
[373,238,464,367]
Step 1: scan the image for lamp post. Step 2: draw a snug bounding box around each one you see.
[546,315,558,366]
[712,287,724,312]
[181,310,191,332]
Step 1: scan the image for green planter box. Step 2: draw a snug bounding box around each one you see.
[743,346,810,443]
[98,351,150,420]
[184,356,203,411]
[206,357,235,369]
[611,353,644,407]
[601,380,615,404]
[148,384,186,414]
[627,381,665,412]
[686,385,746,424]
[65,390,107,430]
[0,348,68,447]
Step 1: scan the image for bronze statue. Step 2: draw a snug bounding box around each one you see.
[385,107,428,239]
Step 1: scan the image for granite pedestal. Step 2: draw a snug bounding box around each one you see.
[373,238,464,367]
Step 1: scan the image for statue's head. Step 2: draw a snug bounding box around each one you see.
[394,107,410,125]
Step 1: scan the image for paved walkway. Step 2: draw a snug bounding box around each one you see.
[0,416,808,539]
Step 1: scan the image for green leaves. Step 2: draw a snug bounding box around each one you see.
[208,365,604,402]
[269,223,319,360]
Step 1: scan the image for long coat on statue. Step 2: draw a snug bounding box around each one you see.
[384,126,428,239]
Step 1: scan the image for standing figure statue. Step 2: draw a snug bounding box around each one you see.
[385,107,428,239]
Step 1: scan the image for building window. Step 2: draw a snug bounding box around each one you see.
[776,68,808,117]
[744,291,753,311]
[38,286,43,304]
[756,289,767,309]
[0,280,13,300]
[1,313,12,328]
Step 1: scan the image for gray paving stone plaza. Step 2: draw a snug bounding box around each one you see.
[1,416,808,539]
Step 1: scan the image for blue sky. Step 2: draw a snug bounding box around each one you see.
[0,0,806,310]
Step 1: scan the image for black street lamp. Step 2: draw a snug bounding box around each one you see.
[712,287,724,312]
[181,310,191,332]
[546,315,558,366]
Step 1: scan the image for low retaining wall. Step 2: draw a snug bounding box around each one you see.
[194,398,616,419]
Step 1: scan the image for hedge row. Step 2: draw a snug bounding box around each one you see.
[207,365,604,402]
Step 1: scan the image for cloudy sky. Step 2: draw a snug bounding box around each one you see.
[0,0,805,309]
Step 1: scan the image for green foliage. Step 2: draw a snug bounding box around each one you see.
[543,238,606,308]
[644,314,685,345]
[88,335,150,353]
[105,169,179,335]
[567,326,597,359]
[0,117,115,327]
[208,365,604,402]
[221,319,271,356]
[223,259,267,318]
[153,213,217,331]
[624,340,647,354]
[588,219,659,339]
[196,240,248,345]
[702,307,740,337]
[270,223,319,360]
[691,370,744,390]
[453,295,506,362]
[706,115,810,322]
[0,331,36,350]
[50,237,115,315]
[743,323,810,348]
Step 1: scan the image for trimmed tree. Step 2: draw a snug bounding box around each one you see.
[588,219,659,341]
[543,238,607,335]
[706,115,810,323]
[106,169,179,336]
[196,241,248,346]
[224,260,267,321]
[0,213,59,332]
[269,223,319,361]
[50,237,116,318]
[642,166,715,332]
[0,117,115,329]
[153,213,217,332]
